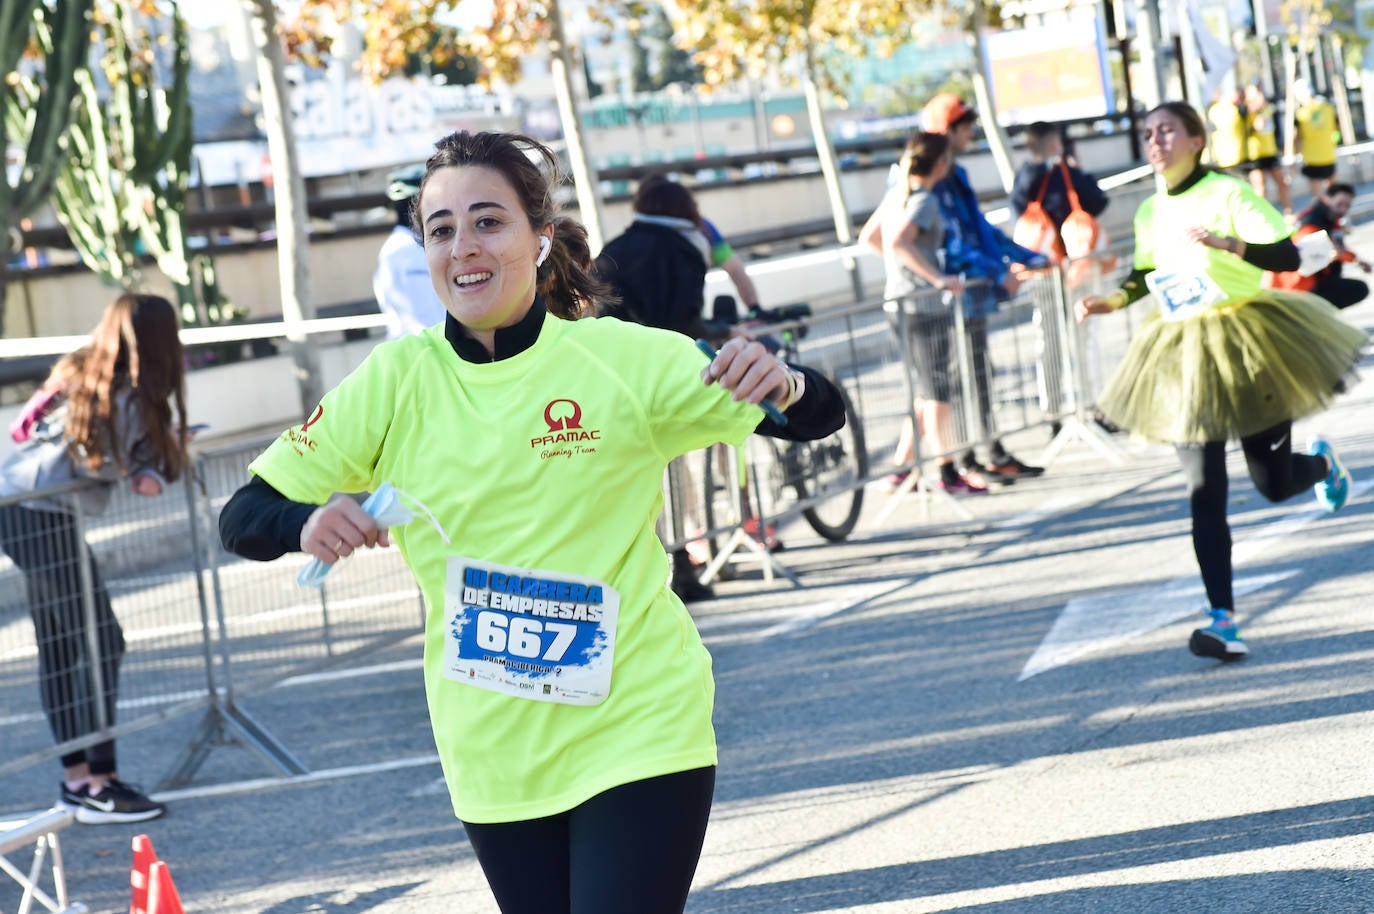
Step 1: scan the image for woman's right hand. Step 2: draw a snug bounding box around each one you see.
[300,494,389,565]
[1075,295,1117,323]
[937,275,965,295]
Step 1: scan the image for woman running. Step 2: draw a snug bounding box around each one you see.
[1076,102,1365,661]
[218,130,845,914]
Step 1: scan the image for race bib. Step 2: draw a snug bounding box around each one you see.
[1147,270,1227,322]
[442,557,619,705]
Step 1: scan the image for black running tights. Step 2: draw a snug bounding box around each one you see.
[461,766,715,914]
[0,504,124,773]
[1176,421,1327,610]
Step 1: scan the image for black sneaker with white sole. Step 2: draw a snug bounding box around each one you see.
[60,779,166,824]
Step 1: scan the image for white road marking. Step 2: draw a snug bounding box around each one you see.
[997,495,1090,529]
[1019,478,1374,681]
[754,580,905,637]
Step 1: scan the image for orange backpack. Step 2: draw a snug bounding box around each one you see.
[1056,160,1117,286]
[1012,167,1066,263]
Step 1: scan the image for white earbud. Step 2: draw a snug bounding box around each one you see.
[536,236,551,267]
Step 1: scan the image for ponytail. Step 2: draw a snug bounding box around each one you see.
[539,216,612,320]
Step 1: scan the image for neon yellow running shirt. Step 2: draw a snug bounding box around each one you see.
[1296,99,1338,166]
[1134,170,1291,315]
[249,313,763,822]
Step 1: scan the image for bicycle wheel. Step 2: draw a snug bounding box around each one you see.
[795,381,867,541]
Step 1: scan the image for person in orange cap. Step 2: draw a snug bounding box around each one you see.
[922,93,1048,484]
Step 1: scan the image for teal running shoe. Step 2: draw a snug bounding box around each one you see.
[1308,436,1351,513]
[1189,608,1249,661]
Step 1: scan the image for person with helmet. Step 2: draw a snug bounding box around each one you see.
[373,164,447,338]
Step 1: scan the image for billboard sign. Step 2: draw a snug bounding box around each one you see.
[982,18,1115,126]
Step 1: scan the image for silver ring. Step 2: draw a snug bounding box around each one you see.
[333,539,344,552]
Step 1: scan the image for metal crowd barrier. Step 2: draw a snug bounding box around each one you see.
[0,434,427,800]
[0,807,84,914]
[658,244,1146,580]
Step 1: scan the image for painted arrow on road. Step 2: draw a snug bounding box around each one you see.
[1019,478,1374,681]
[1017,570,1299,681]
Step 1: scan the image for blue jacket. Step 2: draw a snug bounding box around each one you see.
[933,162,1045,316]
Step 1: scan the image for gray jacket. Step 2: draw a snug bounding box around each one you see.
[1,382,166,514]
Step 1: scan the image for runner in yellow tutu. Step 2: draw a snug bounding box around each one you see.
[1076,101,1366,662]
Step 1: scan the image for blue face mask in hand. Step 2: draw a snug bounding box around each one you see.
[296,483,449,588]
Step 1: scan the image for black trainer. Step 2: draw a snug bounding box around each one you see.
[60,779,166,825]
[988,452,1045,479]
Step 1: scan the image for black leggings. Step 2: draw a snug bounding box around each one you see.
[1176,421,1327,611]
[1313,275,1369,310]
[461,766,715,914]
[0,503,124,773]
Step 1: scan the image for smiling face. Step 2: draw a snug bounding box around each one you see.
[1142,107,1205,188]
[419,164,550,349]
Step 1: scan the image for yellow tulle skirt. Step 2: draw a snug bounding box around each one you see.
[1097,290,1366,444]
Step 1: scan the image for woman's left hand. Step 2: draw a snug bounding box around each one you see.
[700,337,790,408]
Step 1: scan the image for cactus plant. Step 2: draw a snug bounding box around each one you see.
[52,2,211,324]
[0,0,94,336]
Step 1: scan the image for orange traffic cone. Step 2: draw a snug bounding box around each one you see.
[130,834,158,914]
[146,860,186,914]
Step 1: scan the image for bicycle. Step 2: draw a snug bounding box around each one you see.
[696,297,868,561]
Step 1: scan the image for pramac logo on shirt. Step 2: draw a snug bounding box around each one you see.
[286,403,324,456]
[531,399,601,459]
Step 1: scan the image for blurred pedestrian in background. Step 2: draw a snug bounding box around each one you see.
[594,174,766,599]
[1292,80,1340,200]
[1266,181,1370,310]
[861,130,987,495]
[1,292,190,823]
[1242,83,1293,218]
[923,93,1047,485]
[373,164,447,338]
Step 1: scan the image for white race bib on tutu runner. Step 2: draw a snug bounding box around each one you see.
[1147,270,1227,322]
[442,557,619,705]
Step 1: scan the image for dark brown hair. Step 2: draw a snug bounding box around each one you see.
[900,131,950,179]
[1145,102,1209,171]
[632,175,702,227]
[49,293,187,480]
[412,131,609,320]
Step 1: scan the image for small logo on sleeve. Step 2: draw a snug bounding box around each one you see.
[286,404,324,455]
[531,399,601,458]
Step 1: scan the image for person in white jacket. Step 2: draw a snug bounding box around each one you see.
[373,165,447,338]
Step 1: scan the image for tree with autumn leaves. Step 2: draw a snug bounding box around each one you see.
[277,0,956,272]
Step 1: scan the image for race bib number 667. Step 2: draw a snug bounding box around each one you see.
[441,557,619,705]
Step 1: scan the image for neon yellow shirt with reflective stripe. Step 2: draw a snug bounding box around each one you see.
[248,314,763,823]
[1134,170,1291,309]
